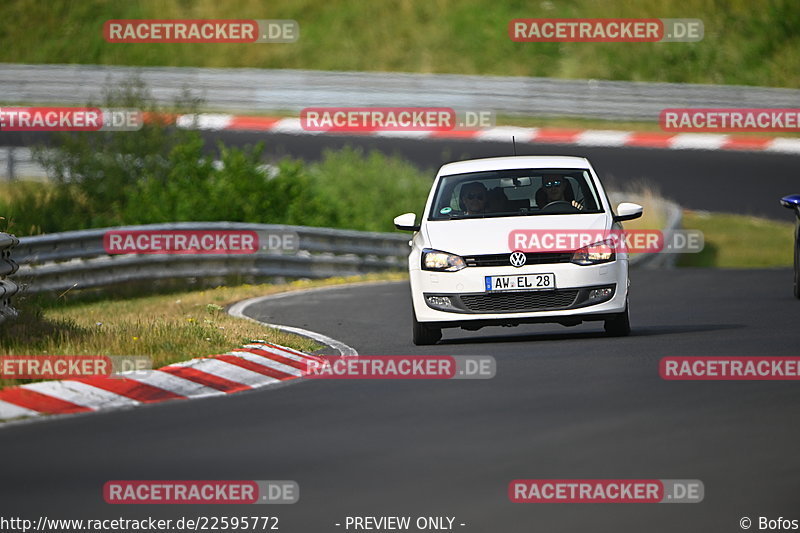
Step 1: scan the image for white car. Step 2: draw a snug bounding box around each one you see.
[394,155,643,345]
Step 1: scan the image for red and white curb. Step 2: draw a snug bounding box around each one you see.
[0,342,323,423]
[175,114,800,155]
[0,285,364,426]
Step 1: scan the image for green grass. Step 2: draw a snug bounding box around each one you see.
[0,0,798,87]
[0,272,407,390]
[679,211,794,268]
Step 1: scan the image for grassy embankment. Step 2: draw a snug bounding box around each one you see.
[0,273,406,390]
[1,0,798,87]
[2,0,798,135]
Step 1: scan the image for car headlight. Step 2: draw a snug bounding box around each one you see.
[571,240,615,266]
[421,249,466,272]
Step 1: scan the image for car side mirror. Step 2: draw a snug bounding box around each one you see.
[781,194,800,215]
[394,213,420,232]
[614,202,643,222]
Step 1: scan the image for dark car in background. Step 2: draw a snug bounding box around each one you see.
[781,194,800,298]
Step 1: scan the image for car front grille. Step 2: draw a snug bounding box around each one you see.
[459,289,579,313]
[463,252,573,267]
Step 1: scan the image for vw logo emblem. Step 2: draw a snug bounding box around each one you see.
[509,251,527,268]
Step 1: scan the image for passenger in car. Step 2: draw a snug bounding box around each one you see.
[459,182,489,214]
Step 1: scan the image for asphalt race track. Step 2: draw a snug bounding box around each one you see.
[4,130,800,220]
[1,268,798,531]
[216,131,800,221]
[2,130,799,529]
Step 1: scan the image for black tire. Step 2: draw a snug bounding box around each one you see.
[604,298,631,336]
[412,312,442,345]
[794,233,799,299]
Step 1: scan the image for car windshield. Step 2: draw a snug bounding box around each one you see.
[428,168,605,220]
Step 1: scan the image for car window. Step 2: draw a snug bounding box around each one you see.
[428,168,604,220]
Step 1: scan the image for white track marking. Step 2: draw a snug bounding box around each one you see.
[669,134,728,150]
[225,350,303,376]
[228,286,360,356]
[0,400,41,419]
[126,370,225,398]
[183,358,279,387]
[176,113,234,130]
[180,112,800,154]
[240,344,317,364]
[477,127,538,142]
[575,130,632,146]
[766,138,800,154]
[245,342,324,361]
[21,381,139,409]
[270,118,320,134]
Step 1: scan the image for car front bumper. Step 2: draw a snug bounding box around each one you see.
[410,260,629,328]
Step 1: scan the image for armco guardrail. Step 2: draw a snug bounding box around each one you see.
[0,232,20,323]
[2,64,799,121]
[10,204,680,295]
[10,222,411,293]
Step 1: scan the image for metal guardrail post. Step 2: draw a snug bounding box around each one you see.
[6,147,15,181]
[0,232,20,324]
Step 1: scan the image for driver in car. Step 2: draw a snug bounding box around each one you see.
[541,175,583,210]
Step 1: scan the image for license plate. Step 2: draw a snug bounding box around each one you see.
[485,273,556,292]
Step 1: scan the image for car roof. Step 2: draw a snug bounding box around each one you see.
[438,156,591,176]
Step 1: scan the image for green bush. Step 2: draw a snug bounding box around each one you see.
[303,147,433,232]
[0,83,435,235]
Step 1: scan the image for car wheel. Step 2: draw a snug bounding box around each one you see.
[604,298,631,336]
[412,312,442,345]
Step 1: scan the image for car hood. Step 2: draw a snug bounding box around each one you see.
[423,213,610,255]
